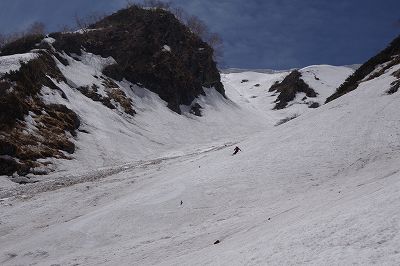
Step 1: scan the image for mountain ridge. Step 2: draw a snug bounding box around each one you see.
[2,35,400,264]
[0,5,224,177]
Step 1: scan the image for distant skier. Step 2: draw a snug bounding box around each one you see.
[232,146,241,155]
[180,200,183,206]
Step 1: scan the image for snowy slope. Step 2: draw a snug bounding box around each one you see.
[51,61,352,175]
[14,53,351,178]
[2,62,400,265]
[222,65,354,123]
[18,51,269,178]
[300,65,355,103]
[0,45,352,178]
[0,52,38,75]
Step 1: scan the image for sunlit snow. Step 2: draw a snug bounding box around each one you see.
[1,52,400,265]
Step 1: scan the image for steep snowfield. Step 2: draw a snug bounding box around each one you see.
[3,62,400,265]
[222,65,354,122]
[36,52,271,176]
[48,60,352,175]
[300,65,355,102]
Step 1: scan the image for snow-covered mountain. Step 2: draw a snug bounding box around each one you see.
[0,5,224,177]
[223,64,354,119]
[2,45,400,263]
[0,5,354,180]
[0,48,354,181]
[1,4,400,265]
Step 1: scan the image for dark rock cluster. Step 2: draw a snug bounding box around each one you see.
[269,70,317,110]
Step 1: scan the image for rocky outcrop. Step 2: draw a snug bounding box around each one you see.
[51,6,224,113]
[269,70,317,109]
[0,6,224,178]
[327,35,400,103]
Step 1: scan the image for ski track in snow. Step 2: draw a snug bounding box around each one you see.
[2,63,400,265]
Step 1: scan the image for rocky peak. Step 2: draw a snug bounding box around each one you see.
[0,5,225,178]
[51,6,225,113]
[268,70,317,109]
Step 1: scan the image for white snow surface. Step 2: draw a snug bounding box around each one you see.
[222,65,354,121]
[0,52,38,75]
[2,59,400,265]
[300,64,354,102]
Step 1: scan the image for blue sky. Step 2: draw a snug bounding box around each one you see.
[0,0,399,69]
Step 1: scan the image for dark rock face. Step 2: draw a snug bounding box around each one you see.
[327,34,400,103]
[269,70,317,110]
[51,6,225,113]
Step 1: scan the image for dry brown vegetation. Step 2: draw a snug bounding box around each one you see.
[107,88,136,116]
[0,52,80,176]
[77,80,136,116]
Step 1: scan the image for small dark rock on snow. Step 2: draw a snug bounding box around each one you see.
[190,103,203,117]
[308,102,320,108]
